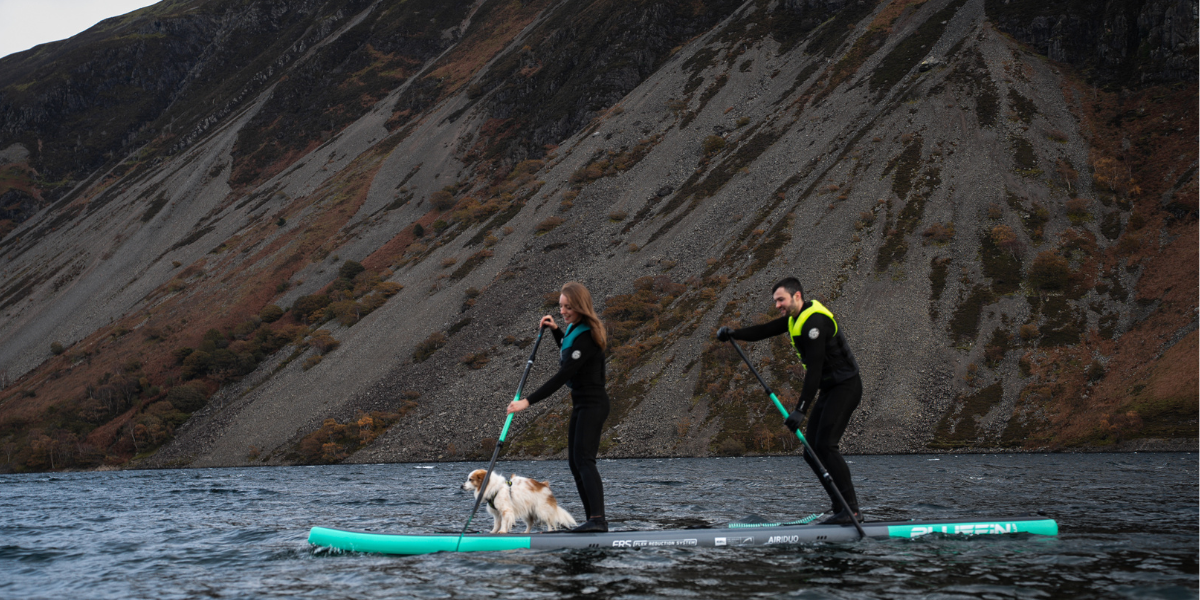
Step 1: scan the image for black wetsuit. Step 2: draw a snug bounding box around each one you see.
[728,304,862,512]
[525,323,609,519]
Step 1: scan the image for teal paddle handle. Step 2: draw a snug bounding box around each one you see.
[496,327,545,443]
[769,392,809,445]
[768,392,788,417]
[498,396,519,442]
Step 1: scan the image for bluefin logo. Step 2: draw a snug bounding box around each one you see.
[906,522,1018,537]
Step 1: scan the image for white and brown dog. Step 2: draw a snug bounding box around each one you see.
[461,469,577,533]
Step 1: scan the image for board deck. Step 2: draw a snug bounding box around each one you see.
[309,515,1058,555]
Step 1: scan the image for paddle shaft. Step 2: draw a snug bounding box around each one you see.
[727,339,866,539]
[456,326,547,548]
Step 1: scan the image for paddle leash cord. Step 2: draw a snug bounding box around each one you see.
[727,339,867,539]
[455,326,547,551]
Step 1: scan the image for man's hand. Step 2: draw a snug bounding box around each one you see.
[783,411,804,433]
[784,401,808,432]
[716,326,732,342]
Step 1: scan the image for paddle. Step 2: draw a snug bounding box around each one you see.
[726,339,866,539]
[455,325,547,550]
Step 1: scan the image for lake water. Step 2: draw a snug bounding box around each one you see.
[1,453,1196,599]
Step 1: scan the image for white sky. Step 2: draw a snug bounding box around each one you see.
[0,0,162,60]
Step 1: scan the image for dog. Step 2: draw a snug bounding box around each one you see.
[461,469,577,534]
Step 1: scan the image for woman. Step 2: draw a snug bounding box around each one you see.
[507,281,610,533]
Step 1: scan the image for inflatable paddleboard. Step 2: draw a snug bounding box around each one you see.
[309,515,1057,555]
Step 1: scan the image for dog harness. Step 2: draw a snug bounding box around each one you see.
[486,478,512,510]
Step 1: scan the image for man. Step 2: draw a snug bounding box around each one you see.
[717,277,863,524]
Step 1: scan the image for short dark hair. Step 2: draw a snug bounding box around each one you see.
[772,277,803,297]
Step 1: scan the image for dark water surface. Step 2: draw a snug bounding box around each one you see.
[1,453,1196,599]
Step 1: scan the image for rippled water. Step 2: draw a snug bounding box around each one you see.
[1,453,1196,599]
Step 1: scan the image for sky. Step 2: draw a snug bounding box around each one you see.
[0,0,161,59]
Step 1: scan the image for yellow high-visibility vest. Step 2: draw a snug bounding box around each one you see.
[787,300,837,369]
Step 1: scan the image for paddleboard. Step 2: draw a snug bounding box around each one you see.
[308,515,1058,555]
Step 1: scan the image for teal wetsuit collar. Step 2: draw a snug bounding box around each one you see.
[562,323,591,349]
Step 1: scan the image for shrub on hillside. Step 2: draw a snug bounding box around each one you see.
[430,191,455,211]
[460,352,490,369]
[604,275,687,346]
[181,350,213,379]
[413,332,448,363]
[535,216,564,234]
[702,135,726,155]
[338,260,365,281]
[375,282,403,297]
[714,437,745,456]
[327,300,366,326]
[231,319,259,340]
[295,412,401,464]
[921,222,955,245]
[990,225,1021,255]
[199,328,227,352]
[1117,232,1143,254]
[510,159,545,178]
[166,383,209,413]
[292,294,331,324]
[1028,251,1071,291]
[307,330,340,354]
[1065,198,1091,223]
[259,304,284,323]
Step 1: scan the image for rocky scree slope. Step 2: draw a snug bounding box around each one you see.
[0,0,1194,472]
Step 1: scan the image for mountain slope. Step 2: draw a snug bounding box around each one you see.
[0,0,1194,472]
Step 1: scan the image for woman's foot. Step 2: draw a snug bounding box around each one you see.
[571,517,608,533]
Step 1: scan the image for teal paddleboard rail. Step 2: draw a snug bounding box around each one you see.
[886,518,1058,538]
[309,527,531,554]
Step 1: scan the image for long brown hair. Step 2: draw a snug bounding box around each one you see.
[560,281,607,351]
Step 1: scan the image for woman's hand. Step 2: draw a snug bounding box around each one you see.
[539,315,558,330]
[507,399,530,414]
